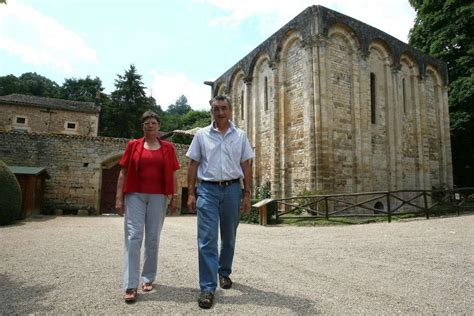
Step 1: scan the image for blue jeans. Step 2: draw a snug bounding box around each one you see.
[197,181,242,292]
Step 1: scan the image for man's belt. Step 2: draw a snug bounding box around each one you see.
[201,179,240,186]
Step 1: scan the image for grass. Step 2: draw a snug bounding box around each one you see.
[275,209,474,226]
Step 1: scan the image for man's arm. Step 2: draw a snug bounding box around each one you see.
[240,160,252,214]
[115,168,127,216]
[187,159,200,212]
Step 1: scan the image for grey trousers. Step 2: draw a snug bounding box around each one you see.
[122,193,167,290]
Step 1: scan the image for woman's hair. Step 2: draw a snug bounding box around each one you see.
[141,111,160,124]
[209,95,232,108]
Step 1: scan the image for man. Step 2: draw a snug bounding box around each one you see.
[186,95,254,309]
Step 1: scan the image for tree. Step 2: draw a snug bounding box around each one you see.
[409,0,474,186]
[17,72,61,97]
[167,95,192,115]
[0,75,19,96]
[99,65,155,138]
[60,76,104,102]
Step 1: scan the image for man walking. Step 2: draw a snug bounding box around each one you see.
[186,95,254,309]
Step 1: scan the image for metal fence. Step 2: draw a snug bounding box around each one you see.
[254,188,474,225]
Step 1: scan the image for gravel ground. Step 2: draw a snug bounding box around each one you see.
[0,214,473,315]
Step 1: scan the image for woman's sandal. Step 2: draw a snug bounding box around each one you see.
[141,282,153,292]
[124,288,137,303]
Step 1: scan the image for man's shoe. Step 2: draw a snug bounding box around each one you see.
[198,291,214,309]
[219,275,232,289]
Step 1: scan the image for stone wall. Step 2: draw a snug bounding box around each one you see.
[0,131,189,214]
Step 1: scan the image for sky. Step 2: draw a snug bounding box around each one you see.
[0,0,416,110]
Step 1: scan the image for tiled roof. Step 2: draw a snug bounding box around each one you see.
[7,166,50,178]
[0,94,100,113]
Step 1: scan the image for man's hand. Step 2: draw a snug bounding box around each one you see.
[241,194,251,214]
[187,194,197,213]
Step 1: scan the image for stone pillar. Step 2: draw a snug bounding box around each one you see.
[270,61,281,198]
[442,86,453,187]
[384,60,396,190]
[418,77,431,190]
[277,59,287,198]
[316,36,333,193]
[391,65,403,190]
[412,73,425,190]
[302,37,317,191]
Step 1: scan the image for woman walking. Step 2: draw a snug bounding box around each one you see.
[115,111,180,303]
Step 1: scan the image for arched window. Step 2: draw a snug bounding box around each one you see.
[240,90,244,120]
[402,78,407,114]
[370,72,376,124]
[264,77,269,111]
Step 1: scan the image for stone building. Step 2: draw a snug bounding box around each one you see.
[0,131,189,214]
[208,5,453,198]
[0,94,100,136]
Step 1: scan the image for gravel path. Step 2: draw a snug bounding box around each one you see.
[0,214,473,315]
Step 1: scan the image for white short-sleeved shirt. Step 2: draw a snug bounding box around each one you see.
[186,121,254,181]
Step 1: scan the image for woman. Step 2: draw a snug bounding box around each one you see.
[115,111,180,303]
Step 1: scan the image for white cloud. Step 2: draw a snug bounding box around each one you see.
[0,0,98,74]
[195,0,415,42]
[148,71,212,111]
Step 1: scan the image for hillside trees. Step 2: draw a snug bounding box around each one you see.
[409,0,474,186]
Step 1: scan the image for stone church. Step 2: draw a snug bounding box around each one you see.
[208,5,453,198]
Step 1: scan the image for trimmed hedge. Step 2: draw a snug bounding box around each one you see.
[0,160,22,226]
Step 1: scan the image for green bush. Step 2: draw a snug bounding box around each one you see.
[240,182,277,224]
[0,161,22,226]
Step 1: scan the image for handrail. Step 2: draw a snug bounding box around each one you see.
[253,188,474,225]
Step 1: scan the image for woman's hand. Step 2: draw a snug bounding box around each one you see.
[115,198,125,217]
[168,195,178,215]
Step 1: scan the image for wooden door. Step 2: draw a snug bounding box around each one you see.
[100,164,121,214]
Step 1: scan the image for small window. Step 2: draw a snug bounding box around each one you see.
[67,122,76,129]
[64,121,78,133]
[370,73,376,124]
[14,116,27,125]
[264,77,269,111]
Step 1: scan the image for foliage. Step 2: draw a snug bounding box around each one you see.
[167,95,192,115]
[60,76,104,102]
[241,181,276,224]
[0,161,22,226]
[0,72,60,97]
[99,65,156,138]
[408,0,474,186]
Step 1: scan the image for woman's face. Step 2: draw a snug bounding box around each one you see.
[142,117,160,135]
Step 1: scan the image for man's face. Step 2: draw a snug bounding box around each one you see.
[211,99,231,122]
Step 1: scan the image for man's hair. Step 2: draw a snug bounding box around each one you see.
[209,95,232,108]
[141,111,161,124]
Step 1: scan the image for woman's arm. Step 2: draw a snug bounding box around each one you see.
[115,168,127,216]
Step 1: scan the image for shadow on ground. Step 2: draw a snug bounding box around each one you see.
[0,273,55,314]
[137,283,319,314]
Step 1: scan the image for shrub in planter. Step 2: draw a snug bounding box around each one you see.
[0,160,22,225]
